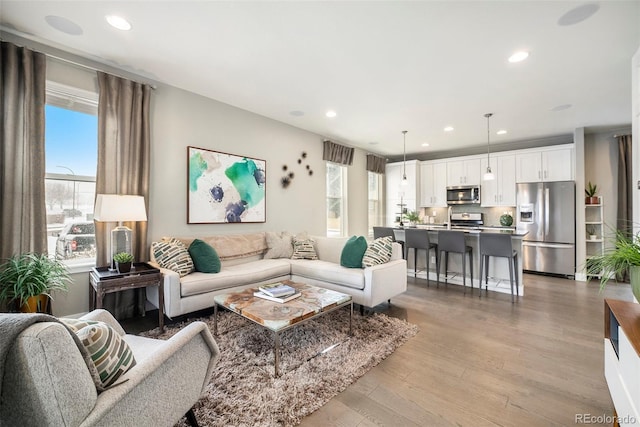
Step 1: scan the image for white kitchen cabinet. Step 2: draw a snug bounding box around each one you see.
[447,158,481,186]
[481,155,516,206]
[543,148,573,181]
[516,146,574,183]
[420,161,447,207]
[386,160,419,226]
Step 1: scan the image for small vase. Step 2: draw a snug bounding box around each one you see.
[116,261,132,274]
[585,196,599,205]
[630,266,640,304]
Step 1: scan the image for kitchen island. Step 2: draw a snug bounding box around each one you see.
[394,226,528,296]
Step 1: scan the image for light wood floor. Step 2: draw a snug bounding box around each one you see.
[121,274,634,426]
[299,274,634,427]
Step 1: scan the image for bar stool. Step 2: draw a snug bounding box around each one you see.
[436,230,474,292]
[404,229,438,284]
[373,226,405,259]
[479,233,519,303]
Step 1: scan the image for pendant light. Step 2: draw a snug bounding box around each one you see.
[483,113,495,181]
[401,130,408,186]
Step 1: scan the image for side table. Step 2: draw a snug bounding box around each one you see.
[89,263,164,332]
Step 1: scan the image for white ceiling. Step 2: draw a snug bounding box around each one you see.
[1,1,639,158]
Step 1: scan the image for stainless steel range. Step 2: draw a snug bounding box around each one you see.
[450,212,483,229]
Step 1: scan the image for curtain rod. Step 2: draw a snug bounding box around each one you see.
[1,30,158,89]
[613,133,631,138]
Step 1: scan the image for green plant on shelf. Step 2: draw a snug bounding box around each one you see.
[585,182,598,198]
[586,225,597,236]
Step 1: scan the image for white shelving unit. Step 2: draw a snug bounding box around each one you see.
[585,199,604,278]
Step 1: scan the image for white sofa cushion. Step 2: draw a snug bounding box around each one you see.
[180,259,291,297]
[312,236,347,264]
[289,259,365,290]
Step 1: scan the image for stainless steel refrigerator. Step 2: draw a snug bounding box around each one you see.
[516,181,575,277]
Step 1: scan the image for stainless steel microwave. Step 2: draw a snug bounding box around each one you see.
[446,185,481,205]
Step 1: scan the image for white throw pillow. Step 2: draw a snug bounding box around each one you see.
[264,231,293,259]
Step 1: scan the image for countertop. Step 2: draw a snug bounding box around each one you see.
[394,225,528,237]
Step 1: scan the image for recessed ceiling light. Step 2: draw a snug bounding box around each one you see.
[551,104,572,111]
[444,126,454,132]
[106,15,132,31]
[325,110,337,118]
[496,130,507,135]
[508,51,529,63]
[421,143,430,147]
[45,15,83,35]
[289,110,304,117]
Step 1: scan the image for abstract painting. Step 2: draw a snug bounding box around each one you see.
[188,146,266,223]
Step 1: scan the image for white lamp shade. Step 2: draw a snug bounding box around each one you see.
[483,171,495,181]
[94,194,147,222]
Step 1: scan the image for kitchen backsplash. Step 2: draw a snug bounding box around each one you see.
[418,206,515,227]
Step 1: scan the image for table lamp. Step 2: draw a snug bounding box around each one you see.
[94,194,148,270]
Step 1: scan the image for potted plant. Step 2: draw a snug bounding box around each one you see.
[403,210,421,227]
[586,228,640,302]
[585,182,599,204]
[0,253,70,312]
[113,252,134,274]
[587,225,597,240]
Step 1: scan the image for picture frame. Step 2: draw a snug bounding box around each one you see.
[187,146,266,223]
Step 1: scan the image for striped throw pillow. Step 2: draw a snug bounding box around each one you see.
[61,318,137,391]
[60,317,99,332]
[152,238,194,277]
[75,321,137,390]
[291,237,318,260]
[362,236,393,267]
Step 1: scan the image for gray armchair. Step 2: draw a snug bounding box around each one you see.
[1,309,219,426]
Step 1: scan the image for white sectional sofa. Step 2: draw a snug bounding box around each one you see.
[147,232,407,319]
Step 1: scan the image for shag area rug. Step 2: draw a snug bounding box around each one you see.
[142,308,418,426]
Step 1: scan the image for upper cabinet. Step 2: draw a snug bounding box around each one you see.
[446,158,481,186]
[515,146,574,183]
[420,161,447,207]
[480,154,516,206]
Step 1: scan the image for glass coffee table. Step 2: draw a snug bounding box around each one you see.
[213,280,353,377]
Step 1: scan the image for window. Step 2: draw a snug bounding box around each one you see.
[45,82,98,265]
[326,162,347,237]
[367,172,383,237]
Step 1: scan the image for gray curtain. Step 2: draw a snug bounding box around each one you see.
[96,72,152,319]
[0,42,47,260]
[366,154,386,174]
[323,140,354,165]
[617,134,632,237]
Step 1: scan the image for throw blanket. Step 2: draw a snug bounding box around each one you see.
[0,313,100,403]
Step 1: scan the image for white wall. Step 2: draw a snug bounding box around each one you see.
[633,45,640,234]
[149,84,329,240]
[584,130,625,234]
[346,149,370,237]
[45,58,371,315]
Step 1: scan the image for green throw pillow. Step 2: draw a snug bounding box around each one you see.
[340,236,368,268]
[188,239,221,273]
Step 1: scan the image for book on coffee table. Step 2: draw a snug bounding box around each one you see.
[253,291,301,304]
[258,283,295,298]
